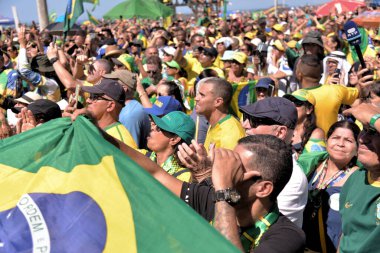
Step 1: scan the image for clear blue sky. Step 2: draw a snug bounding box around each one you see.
[0,0,330,23]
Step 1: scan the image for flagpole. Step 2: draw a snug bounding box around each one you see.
[64,18,70,43]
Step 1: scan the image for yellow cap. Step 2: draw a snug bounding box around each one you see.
[232,52,247,64]
[287,40,297,49]
[244,31,257,40]
[292,32,302,40]
[272,24,285,33]
[316,24,325,31]
[373,35,380,41]
[273,40,285,52]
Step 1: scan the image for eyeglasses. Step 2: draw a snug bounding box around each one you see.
[147,70,158,74]
[293,100,306,107]
[89,93,113,102]
[242,114,279,128]
[27,44,37,50]
[88,64,97,74]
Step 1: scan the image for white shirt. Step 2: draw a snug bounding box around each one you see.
[277,155,308,228]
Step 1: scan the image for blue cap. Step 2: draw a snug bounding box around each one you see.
[144,96,182,116]
[255,77,274,89]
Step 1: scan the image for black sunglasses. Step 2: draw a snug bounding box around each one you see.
[243,113,279,128]
[147,70,158,74]
[89,93,113,102]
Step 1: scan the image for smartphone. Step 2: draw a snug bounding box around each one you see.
[334,68,341,78]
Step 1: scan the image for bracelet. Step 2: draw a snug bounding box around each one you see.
[369,114,380,128]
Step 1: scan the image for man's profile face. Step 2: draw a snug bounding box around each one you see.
[195,82,216,116]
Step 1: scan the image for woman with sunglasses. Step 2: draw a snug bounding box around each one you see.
[284,89,325,156]
[302,120,360,253]
[140,111,195,182]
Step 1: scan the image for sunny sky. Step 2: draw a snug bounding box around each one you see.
[0,0,330,23]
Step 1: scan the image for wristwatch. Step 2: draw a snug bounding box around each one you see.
[370,114,380,128]
[49,57,59,65]
[215,188,241,205]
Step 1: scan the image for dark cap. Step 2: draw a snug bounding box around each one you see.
[103,70,137,90]
[199,46,218,58]
[239,97,298,129]
[27,99,62,122]
[82,79,126,105]
[302,30,324,48]
[31,55,55,73]
[255,77,275,89]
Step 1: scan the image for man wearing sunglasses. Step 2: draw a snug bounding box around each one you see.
[239,97,308,228]
[81,78,137,149]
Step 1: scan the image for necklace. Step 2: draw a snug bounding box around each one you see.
[312,159,350,189]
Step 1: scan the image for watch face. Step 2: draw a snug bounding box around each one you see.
[230,191,241,203]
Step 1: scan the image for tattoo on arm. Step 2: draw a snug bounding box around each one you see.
[214,201,244,252]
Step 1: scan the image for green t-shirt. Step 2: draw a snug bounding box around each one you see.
[339,169,380,253]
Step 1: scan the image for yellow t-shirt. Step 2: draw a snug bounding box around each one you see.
[105,122,138,149]
[305,85,358,134]
[204,114,245,152]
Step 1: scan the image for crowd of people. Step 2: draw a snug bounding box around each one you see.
[1,3,380,252]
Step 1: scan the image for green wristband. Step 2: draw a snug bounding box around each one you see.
[370,114,380,128]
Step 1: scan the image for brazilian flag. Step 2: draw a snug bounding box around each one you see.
[64,0,84,32]
[0,117,239,253]
[230,80,257,119]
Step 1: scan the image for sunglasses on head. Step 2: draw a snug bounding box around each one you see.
[243,114,279,128]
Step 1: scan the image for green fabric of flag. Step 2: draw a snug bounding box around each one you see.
[64,0,84,33]
[0,116,239,252]
[83,0,99,11]
[87,10,100,25]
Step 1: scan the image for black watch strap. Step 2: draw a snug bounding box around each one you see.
[49,57,59,65]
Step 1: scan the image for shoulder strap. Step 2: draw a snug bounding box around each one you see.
[172,168,189,178]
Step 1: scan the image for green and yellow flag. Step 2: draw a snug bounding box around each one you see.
[0,117,239,253]
[87,9,100,25]
[64,0,84,33]
[83,0,99,11]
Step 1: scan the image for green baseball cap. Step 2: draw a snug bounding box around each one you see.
[164,60,180,70]
[150,111,195,144]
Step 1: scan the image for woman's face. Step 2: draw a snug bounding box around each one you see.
[348,69,359,86]
[327,127,357,165]
[147,121,171,153]
[156,84,170,97]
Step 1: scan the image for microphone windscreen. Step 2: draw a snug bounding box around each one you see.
[343,21,361,46]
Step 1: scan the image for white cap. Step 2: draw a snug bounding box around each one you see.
[162,46,176,56]
[221,50,234,61]
[214,37,233,48]
[251,38,262,47]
